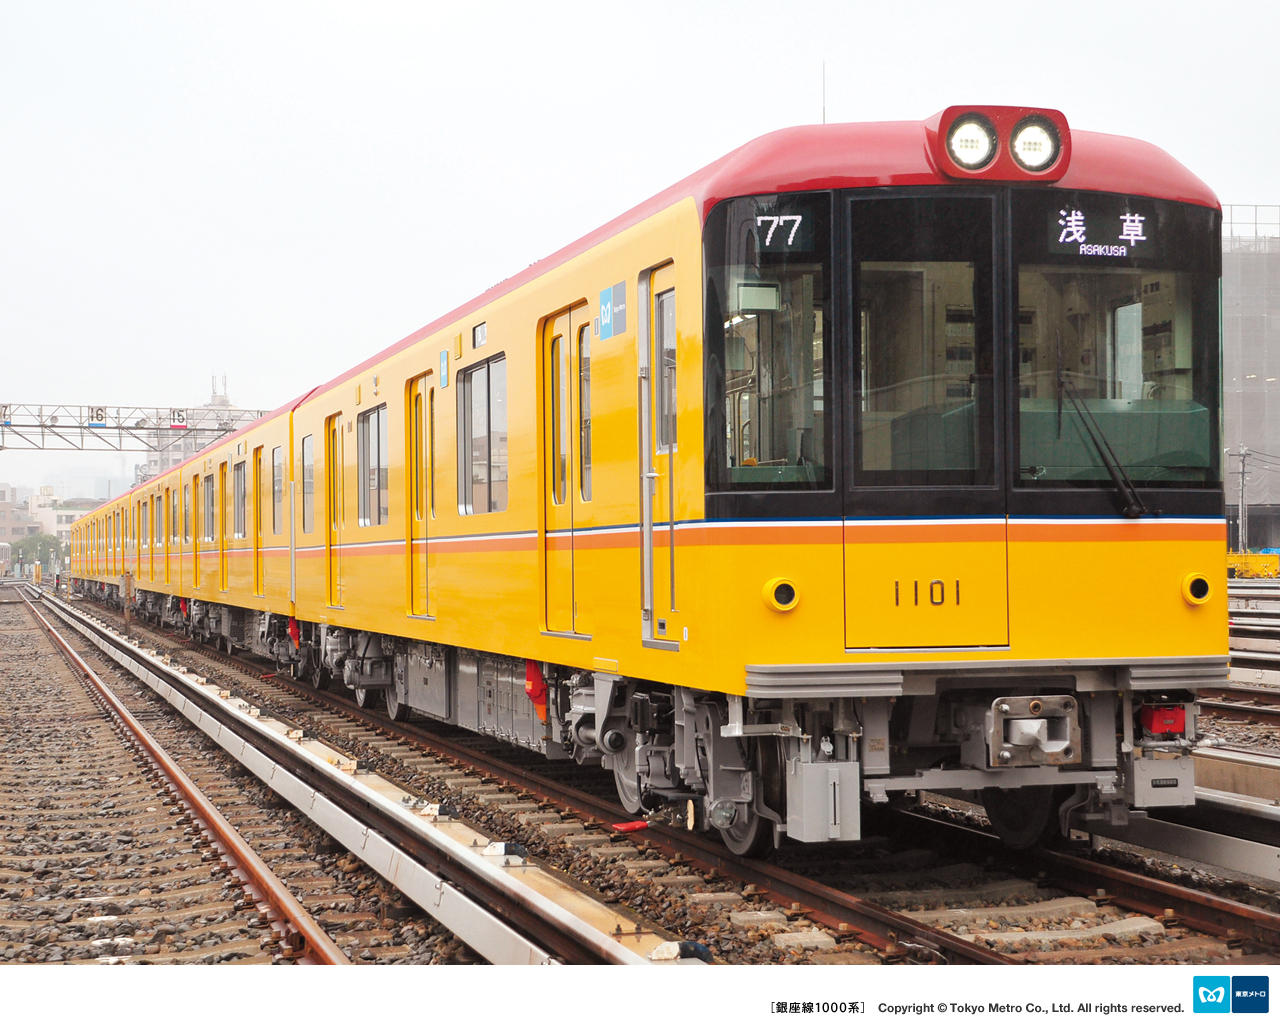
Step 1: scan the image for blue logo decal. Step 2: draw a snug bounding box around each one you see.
[1195,977,1231,1014]
[599,287,614,340]
[1232,976,1269,1014]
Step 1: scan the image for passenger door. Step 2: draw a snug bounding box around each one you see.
[191,477,200,589]
[845,195,1008,648]
[164,487,172,584]
[325,414,344,607]
[542,305,592,635]
[253,447,264,595]
[639,264,681,648]
[407,376,431,617]
[218,462,228,592]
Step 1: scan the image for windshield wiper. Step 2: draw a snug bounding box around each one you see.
[1055,355,1152,518]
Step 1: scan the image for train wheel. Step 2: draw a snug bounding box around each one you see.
[717,738,783,857]
[611,740,643,815]
[354,686,376,711]
[981,786,1070,849]
[718,807,773,857]
[385,682,411,722]
[310,661,330,692]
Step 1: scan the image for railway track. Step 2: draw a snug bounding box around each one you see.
[50,587,1280,965]
[1228,579,1280,674]
[0,589,349,963]
[1198,688,1280,728]
[1203,580,1280,749]
[16,586,679,964]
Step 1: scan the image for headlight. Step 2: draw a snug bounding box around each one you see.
[946,115,997,169]
[1010,116,1060,171]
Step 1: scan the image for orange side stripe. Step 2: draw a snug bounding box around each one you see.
[1008,522,1226,542]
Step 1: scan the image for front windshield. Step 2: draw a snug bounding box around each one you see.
[1013,191,1221,488]
[704,193,832,491]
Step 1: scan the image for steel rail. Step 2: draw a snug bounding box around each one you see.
[107,614,1017,964]
[1228,650,1280,666]
[260,666,1018,965]
[1031,848,1280,947]
[39,592,650,964]
[891,809,1280,950]
[17,589,351,965]
[1198,697,1280,723]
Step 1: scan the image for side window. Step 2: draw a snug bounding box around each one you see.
[551,335,568,504]
[655,288,677,449]
[579,325,592,501]
[141,500,149,548]
[272,446,284,534]
[183,483,191,542]
[411,391,424,521]
[301,434,315,533]
[220,464,229,542]
[326,417,342,532]
[458,356,507,514]
[233,462,246,538]
[357,403,389,526]
[203,474,214,542]
[429,388,437,517]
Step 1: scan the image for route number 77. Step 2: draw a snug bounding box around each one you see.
[756,215,803,246]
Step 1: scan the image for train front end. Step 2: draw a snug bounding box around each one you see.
[688,107,1226,849]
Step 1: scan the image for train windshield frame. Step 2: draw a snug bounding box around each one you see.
[1011,190,1222,496]
[704,187,1223,519]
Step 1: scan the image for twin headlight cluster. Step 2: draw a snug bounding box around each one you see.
[929,106,1071,182]
[948,113,1059,171]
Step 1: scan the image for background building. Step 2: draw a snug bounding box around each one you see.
[134,378,264,484]
[0,482,39,546]
[1223,205,1280,549]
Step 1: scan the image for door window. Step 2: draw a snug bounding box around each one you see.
[852,197,995,486]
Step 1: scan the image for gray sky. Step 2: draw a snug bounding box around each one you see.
[3,0,1275,490]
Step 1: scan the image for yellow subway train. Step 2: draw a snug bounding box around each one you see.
[71,106,1227,852]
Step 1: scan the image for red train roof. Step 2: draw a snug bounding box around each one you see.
[339,116,1217,387]
[91,114,1218,511]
